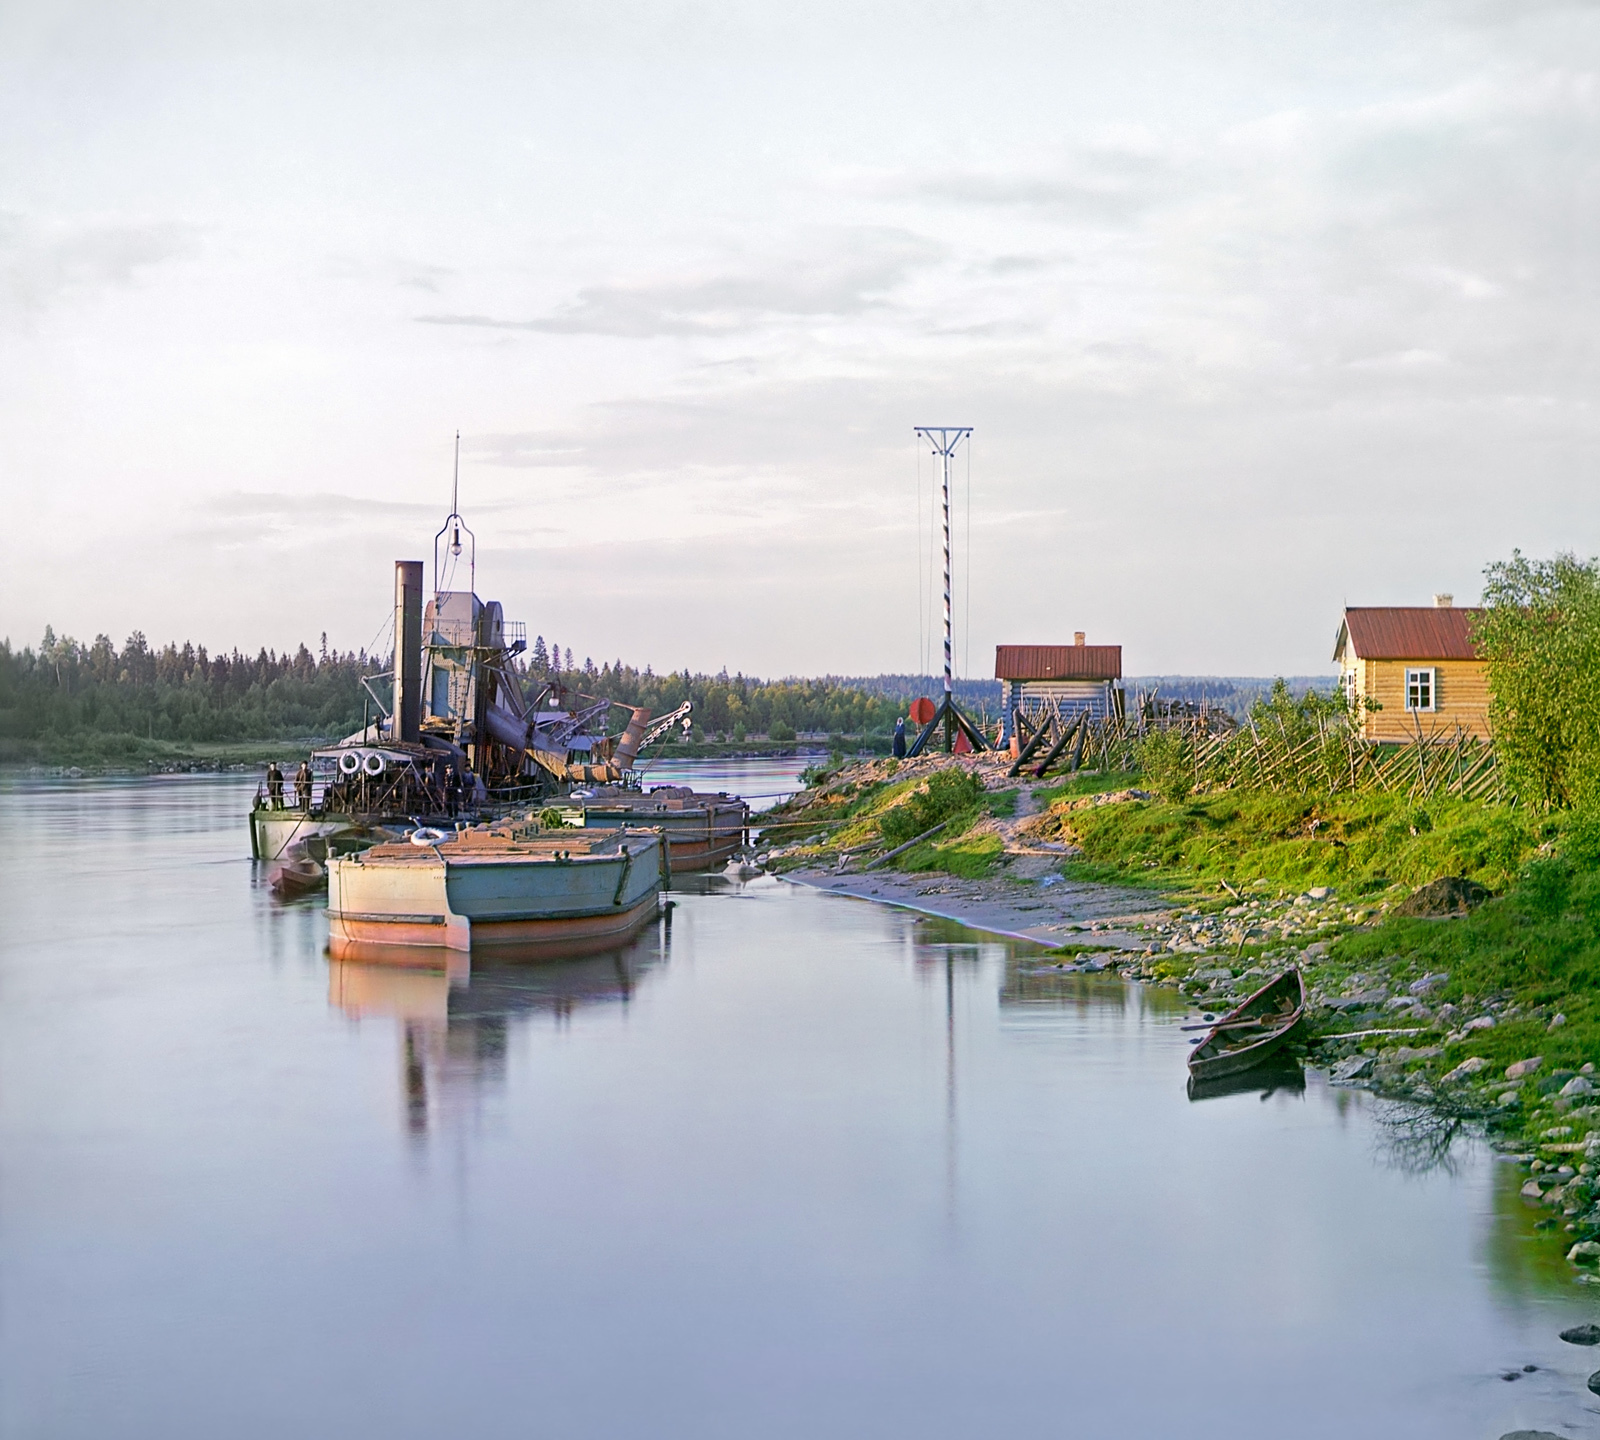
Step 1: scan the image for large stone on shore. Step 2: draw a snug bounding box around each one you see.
[1560,1323,1600,1344]
[1395,875,1490,917]
[1443,1056,1489,1083]
[1563,1077,1597,1098]
[1507,1057,1545,1080]
[1332,1056,1374,1082]
[1568,1241,1600,1263]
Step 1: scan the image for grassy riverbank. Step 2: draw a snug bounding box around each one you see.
[0,734,330,771]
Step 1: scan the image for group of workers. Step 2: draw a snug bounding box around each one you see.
[263,754,468,817]
[263,762,313,810]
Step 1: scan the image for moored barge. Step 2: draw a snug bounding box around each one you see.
[577,786,749,872]
[327,821,664,961]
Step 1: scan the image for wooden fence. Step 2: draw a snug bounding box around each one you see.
[1024,710,1503,802]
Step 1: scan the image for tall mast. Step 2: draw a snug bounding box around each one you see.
[915,427,971,752]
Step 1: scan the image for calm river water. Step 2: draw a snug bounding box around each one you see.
[3,768,1598,1438]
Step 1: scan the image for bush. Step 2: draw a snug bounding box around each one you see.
[879,767,985,846]
[769,720,796,742]
[1476,551,1600,810]
[1138,728,1194,803]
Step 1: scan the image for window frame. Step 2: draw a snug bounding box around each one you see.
[1404,666,1437,714]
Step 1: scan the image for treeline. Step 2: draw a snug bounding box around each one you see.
[544,651,906,739]
[0,628,930,754]
[0,628,377,747]
[0,621,1354,756]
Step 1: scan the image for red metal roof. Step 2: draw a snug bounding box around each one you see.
[1337,607,1481,662]
[995,644,1122,681]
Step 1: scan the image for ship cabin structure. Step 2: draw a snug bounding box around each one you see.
[996,635,1124,747]
[1333,595,1490,742]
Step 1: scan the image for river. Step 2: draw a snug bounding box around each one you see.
[1,767,1596,1438]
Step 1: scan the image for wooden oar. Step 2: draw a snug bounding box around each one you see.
[1179,1016,1274,1032]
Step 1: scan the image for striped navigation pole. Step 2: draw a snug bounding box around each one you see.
[911,426,984,756]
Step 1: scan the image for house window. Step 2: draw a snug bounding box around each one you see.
[1405,667,1436,713]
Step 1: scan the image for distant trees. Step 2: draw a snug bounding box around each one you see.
[0,628,917,751]
[0,631,376,748]
[1474,551,1600,811]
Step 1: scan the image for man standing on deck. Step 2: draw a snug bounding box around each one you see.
[266,762,284,809]
[295,761,312,810]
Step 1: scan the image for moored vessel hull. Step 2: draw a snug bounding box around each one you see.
[579,788,749,873]
[250,808,351,862]
[327,824,663,961]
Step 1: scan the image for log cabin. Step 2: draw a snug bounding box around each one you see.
[996,635,1124,746]
[1333,596,1490,742]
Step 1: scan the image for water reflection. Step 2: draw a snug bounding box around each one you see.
[1370,1098,1474,1178]
[328,915,671,1137]
[1187,1059,1307,1104]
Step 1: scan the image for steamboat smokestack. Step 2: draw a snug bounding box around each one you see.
[394,561,423,743]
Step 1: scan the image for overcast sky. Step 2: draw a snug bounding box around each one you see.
[1,0,1596,678]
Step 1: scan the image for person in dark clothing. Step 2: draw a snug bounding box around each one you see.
[295,761,313,810]
[266,762,284,809]
[892,716,907,759]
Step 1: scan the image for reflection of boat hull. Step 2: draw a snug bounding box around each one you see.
[1187,1059,1305,1103]
[580,789,749,873]
[327,826,662,961]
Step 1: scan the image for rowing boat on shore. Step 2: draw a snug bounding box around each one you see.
[1186,969,1306,1081]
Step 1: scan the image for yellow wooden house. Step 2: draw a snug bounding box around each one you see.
[1333,596,1491,741]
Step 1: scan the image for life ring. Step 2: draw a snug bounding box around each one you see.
[363,751,386,775]
[409,827,448,847]
[338,751,362,774]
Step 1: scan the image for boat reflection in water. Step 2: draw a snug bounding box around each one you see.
[327,912,671,1135]
[1186,1057,1306,1104]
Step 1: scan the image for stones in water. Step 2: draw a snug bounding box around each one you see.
[1500,1432,1576,1440]
[1559,1322,1600,1344]
[1507,1056,1544,1080]
[1590,1370,1600,1396]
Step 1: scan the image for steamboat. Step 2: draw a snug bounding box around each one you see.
[249,473,747,878]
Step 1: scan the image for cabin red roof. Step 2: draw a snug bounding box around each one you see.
[995,644,1122,681]
[1336,607,1481,662]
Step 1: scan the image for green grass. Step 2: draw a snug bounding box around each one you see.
[1055,789,1535,896]
[1036,769,1143,805]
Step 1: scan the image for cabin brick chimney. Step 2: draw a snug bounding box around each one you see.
[1433,593,1453,608]
[1074,631,1086,646]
